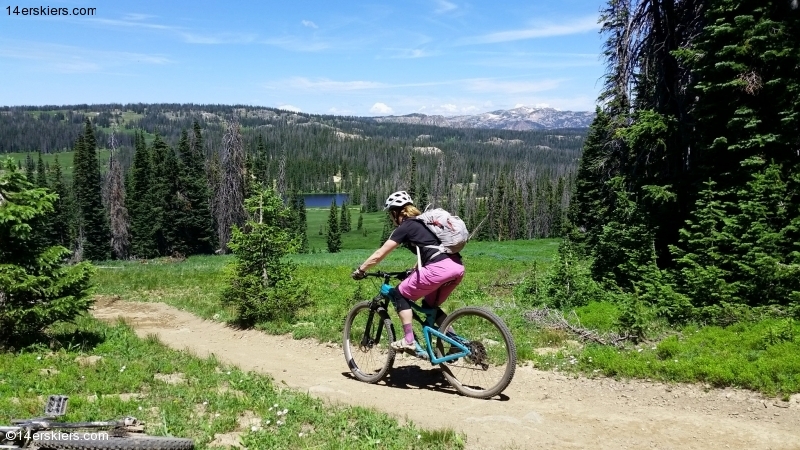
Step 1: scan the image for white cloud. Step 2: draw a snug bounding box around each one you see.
[461,16,599,44]
[370,103,394,114]
[535,103,551,108]
[465,78,562,94]
[261,37,330,52]
[122,13,155,21]
[178,32,257,44]
[0,39,171,73]
[388,48,434,59]
[301,20,318,29]
[277,104,302,112]
[265,77,386,92]
[328,107,354,115]
[434,0,457,13]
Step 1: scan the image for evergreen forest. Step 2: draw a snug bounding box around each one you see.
[567,0,800,324]
[2,103,583,260]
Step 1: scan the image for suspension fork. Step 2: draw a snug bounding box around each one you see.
[361,296,389,348]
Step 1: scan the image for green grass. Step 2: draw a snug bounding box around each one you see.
[92,233,800,396]
[5,149,112,179]
[0,317,465,449]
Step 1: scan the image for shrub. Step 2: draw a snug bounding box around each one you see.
[221,187,310,326]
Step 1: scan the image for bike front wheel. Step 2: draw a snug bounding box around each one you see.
[435,307,516,399]
[342,300,396,383]
[34,435,194,450]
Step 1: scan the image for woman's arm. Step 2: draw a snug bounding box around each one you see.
[358,239,400,272]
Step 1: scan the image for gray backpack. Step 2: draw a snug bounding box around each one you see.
[414,208,469,266]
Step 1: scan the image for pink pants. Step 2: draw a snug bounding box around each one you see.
[398,256,465,307]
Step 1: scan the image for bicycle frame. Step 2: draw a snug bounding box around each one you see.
[367,272,471,365]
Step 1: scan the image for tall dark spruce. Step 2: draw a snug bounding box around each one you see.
[73,118,110,261]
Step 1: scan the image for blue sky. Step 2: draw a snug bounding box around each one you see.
[0,0,607,116]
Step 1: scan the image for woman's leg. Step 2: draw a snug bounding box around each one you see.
[398,257,465,328]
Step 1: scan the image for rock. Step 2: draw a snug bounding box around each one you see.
[39,368,59,376]
[75,355,102,366]
[154,373,186,385]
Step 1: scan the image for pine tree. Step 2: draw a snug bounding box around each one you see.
[0,158,94,345]
[177,125,215,255]
[568,108,614,248]
[326,199,341,253]
[128,131,157,258]
[24,153,35,181]
[35,151,47,188]
[220,187,310,326]
[409,155,417,199]
[418,183,429,211]
[289,190,309,253]
[73,118,110,261]
[339,200,351,233]
[149,134,181,255]
[357,212,363,230]
[49,155,71,247]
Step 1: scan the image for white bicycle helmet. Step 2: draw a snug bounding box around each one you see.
[383,190,414,210]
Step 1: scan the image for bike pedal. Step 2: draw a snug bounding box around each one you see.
[44,395,69,416]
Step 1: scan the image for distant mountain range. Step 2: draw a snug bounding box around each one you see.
[372,106,595,130]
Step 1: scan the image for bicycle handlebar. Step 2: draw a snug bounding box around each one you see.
[364,271,407,278]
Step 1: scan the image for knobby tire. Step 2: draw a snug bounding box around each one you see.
[34,435,194,450]
[342,300,396,383]
[435,306,516,399]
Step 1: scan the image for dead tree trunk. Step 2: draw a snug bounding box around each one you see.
[105,131,130,259]
[214,120,246,253]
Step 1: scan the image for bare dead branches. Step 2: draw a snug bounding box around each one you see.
[524,307,633,348]
[739,71,763,95]
[214,120,246,253]
[105,130,130,259]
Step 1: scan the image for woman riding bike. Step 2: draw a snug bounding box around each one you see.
[351,190,465,351]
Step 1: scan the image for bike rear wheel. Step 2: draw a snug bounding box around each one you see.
[435,307,516,399]
[34,435,194,450]
[342,300,396,383]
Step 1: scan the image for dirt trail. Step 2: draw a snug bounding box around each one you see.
[92,299,800,450]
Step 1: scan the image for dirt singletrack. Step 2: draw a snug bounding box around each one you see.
[92,298,800,450]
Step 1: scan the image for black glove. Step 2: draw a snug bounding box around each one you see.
[397,269,414,281]
[351,268,367,280]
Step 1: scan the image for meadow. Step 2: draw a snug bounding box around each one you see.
[90,208,800,397]
[6,149,112,179]
[0,316,464,449]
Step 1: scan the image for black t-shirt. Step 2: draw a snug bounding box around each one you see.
[389,219,457,266]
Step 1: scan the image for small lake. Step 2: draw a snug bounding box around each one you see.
[303,193,350,207]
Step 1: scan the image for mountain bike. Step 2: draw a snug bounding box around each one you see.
[0,395,194,449]
[343,271,516,399]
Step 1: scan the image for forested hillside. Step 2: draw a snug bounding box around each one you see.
[0,104,586,260]
[567,0,800,324]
